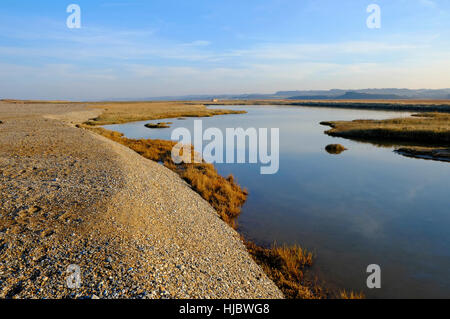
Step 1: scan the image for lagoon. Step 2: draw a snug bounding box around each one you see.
[104,105,450,298]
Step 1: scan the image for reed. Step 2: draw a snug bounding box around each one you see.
[321,113,450,145]
[245,241,325,299]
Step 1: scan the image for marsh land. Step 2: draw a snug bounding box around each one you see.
[1,98,449,299]
[104,101,450,298]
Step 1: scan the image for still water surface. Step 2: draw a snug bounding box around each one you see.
[105,105,450,298]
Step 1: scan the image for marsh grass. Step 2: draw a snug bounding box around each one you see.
[339,290,365,299]
[0,99,72,104]
[206,99,450,112]
[321,113,450,145]
[244,241,327,299]
[180,165,247,227]
[83,101,246,125]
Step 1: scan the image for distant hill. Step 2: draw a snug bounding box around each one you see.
[289,91,405,100]
[338,92,405,99]
[281,89,450,100]
[102,88,450,102]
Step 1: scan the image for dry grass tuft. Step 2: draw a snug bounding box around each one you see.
[181,164,247,227]
[339,290,365,299]
[245,241,324,299]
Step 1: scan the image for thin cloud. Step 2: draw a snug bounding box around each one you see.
[419,0,437,8]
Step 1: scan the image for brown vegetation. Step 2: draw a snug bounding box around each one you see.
[339,290,365,299]
[321,113,450,145]
[325,144,347,154]
[206,99,450,112]
[0,99,72,104]
[83,101,246,125]
[145,122,172,129]
[244,241,325,299]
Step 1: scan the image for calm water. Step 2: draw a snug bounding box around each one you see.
[104,105,450,298]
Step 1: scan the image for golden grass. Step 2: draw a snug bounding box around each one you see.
[339,290,365,299]
[180,166,247,227]
[321,113,450,145]
[83,101,246,125]
[245,241,325,299]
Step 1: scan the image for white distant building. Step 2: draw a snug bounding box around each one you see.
[211,98,219,102]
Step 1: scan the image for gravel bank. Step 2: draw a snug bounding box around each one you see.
[0,102,283,299]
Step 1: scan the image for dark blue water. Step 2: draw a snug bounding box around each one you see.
[104,105,450,298]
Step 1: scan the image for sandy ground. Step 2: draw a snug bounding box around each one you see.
[0,102,282,299]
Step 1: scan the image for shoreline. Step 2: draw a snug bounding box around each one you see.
[8,98,446,298]
[3,99,414,299]
[85,102,370,299]
[84,125,328,299]
[92,101,449,298]
[204,99,450,113]
[0,101,282,298]
[319,113,450,160]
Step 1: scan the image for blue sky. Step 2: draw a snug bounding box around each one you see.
[0,0,449,100]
